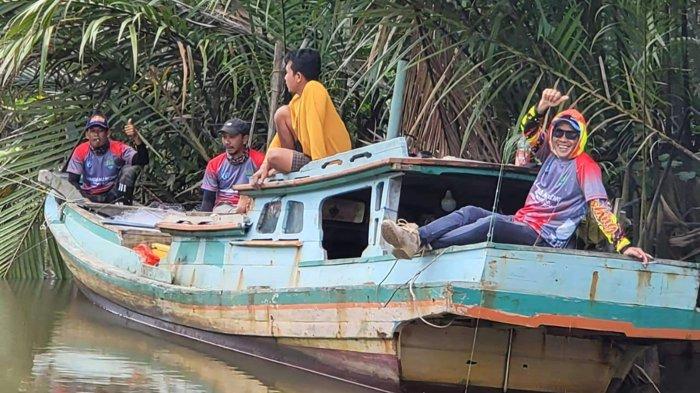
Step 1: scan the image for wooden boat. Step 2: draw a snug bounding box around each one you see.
[42,137,700,392]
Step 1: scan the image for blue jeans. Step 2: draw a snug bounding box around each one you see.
[418,206,540,249]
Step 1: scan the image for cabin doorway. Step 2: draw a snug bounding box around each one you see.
[321,187,371,259]
[396,172,531,227]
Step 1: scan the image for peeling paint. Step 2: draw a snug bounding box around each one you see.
[589,271,599,301]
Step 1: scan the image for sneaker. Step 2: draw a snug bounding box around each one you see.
[381,219,421,259]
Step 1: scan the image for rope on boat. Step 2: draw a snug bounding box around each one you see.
[380,247,447,308]
[633,364,661,393]
[376,257,400,294]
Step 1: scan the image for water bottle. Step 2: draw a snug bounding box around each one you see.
[515,135,531,166]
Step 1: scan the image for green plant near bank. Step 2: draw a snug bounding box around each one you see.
[0,0,697,277]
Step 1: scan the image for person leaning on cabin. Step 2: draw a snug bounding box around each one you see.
[66,111,148,205]
[250,48,352,186]
[381,88,653,263]
[200,118,264,214]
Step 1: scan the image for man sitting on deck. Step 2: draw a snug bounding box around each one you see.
[250,48,352,186]
[67,111,148,205]
[201,118,264,213]
[381,88,652,263]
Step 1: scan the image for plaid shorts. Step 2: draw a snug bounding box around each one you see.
[290,150,311,171]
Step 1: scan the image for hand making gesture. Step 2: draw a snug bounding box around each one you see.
[537,88,570,115]
[124,118,142,145]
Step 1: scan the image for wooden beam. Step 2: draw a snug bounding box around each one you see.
[267,40,284,147]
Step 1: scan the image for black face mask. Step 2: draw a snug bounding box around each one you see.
[227,148,249,165]
[92,143,108,155]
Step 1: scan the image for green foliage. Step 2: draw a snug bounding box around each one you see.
[0,0,697,275]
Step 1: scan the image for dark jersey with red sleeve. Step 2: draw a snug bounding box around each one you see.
[201,149,264,206]
[66,140,137,195]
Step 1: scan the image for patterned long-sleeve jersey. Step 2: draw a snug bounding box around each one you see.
[515,105,632,253]
[518,106,549,161]
[589,199,632,252]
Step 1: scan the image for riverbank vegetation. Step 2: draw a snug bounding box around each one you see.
[0,0,697,277]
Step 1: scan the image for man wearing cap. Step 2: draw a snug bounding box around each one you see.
[67,111,148,205]
[200,118,265,213]
[380,88,652,263]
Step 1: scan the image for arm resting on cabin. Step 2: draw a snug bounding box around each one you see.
[589,199,631,253]
[519,105,546,153]
[201,190,216,212]
[588,192,652,263]
[131,143,149,166]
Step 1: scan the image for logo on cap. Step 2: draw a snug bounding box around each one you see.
[218,118,250,136]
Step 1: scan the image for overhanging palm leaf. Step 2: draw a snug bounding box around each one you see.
[0,0,697,277]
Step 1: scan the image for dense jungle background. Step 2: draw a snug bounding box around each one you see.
[0,0,697,277]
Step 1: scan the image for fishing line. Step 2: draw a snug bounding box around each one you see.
[0,165,53,193]
[463,290,483,393]
[0,173,53,196]
[0,171,85,205]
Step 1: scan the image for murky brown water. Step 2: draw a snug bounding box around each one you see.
[0,280,375,393]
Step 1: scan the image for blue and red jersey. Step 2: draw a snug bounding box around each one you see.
[67,140,137,195]
[201,149,264,206]
[514,153,607,247]
[514,106,631,251]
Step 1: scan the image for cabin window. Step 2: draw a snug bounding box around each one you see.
[321,188,371,259]
[257,200,282,234]
[283,201,304,234]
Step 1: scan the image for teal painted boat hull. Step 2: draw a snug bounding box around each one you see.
[42,139,700,392]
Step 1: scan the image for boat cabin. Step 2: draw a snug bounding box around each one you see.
[141,137,537,289]
[233,137,534,260]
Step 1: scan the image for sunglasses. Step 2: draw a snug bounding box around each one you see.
[552,128,579,140]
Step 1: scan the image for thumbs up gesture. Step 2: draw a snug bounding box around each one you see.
[124,118,141,145]
[537,88,569,114]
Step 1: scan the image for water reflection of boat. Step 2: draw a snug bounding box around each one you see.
[42,137,700,392]
[26,292,371,393]
[26,296,272,393]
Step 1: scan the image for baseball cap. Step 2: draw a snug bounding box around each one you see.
[552,116,581,132]
[218,118,250,136]
[85,114,109,130]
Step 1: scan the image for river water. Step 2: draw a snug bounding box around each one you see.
[0,280,374,393]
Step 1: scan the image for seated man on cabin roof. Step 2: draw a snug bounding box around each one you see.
[250,48,352,186]
[201,118,264,213]
[66,111,148,205]
[381,88,652,263]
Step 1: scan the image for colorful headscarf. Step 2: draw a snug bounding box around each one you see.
[547,109,588,159]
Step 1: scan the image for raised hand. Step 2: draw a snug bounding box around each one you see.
[537,88,570,114]
[124,118,141,145]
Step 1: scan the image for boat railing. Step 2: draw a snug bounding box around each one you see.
[268,137,409,182]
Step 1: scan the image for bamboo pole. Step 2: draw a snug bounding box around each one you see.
[266,41,284,148]
[248,95,260,149]
[386,59,408,140]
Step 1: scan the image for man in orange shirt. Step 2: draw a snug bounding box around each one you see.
[251,49,351,186]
